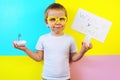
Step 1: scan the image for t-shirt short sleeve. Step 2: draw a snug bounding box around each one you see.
[35,36,44,50]
[70,37,77,53]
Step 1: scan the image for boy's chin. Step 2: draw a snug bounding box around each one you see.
[53,30,63,34]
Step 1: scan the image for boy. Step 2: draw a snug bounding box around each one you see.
[13,3,92,80]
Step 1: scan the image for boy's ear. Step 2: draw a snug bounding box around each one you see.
[45,20,48,24]
[46,21,48,24]
[46,22,49,27]
[46,22,48,26]
[46,24,49,27]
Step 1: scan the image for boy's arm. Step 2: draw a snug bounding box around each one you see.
[24,49,43,62]
[71,42,92,62]
[13,43,43,62]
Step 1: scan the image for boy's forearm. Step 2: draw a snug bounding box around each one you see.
[23,48,42,62]
[72,42,92,62]
[72,49,86,62]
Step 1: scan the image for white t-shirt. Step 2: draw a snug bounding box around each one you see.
[36,33,77,80]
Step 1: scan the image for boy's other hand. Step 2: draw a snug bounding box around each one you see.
[12,42,27,51]
[82,42,92,52]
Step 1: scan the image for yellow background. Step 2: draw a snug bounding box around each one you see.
[56,0,120,55]
[0,0,120,80]
[0,56,43,80]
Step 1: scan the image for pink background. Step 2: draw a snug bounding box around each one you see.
[70,55,120,80]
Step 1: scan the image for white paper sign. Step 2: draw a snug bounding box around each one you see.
[72,8,112,42]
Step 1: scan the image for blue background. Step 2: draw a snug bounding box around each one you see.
[0,0,55,55]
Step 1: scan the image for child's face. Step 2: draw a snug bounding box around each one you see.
[46,9,67,34]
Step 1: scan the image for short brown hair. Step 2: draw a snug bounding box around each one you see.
[44,3,67,23]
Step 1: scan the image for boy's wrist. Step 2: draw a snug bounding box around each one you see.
[80,48,87,55]
[23,47,28,52]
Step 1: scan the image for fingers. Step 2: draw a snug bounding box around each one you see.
[12,42,17,48]
[82,42,92,50]
[12,42,27,51]
[89,43,93,49]
[12,42,21,49]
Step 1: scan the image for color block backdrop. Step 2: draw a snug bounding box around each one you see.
[0,0,120,80]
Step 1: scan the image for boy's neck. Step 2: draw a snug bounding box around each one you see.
[51,32,64,36]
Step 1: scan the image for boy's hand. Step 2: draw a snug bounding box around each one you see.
[71,42,92,62]
[81,42,92,52]
[12,43,27,51]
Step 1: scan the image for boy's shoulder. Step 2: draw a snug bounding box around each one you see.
[38,33,50,41]
[64,34,74,39]
[41,33,50,37]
